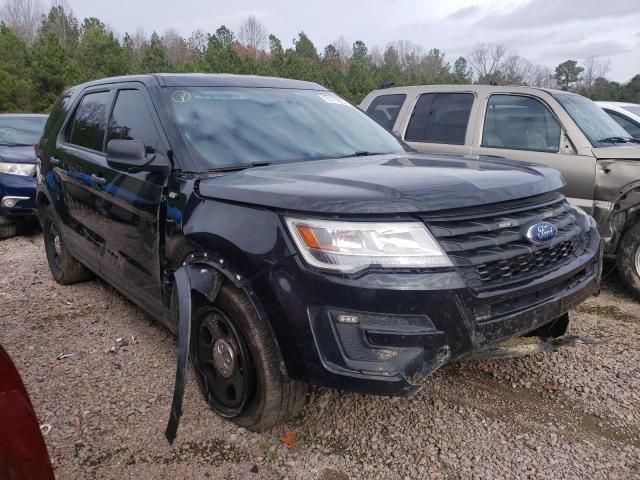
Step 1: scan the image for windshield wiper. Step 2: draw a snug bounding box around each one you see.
[201,161,272,173]
[337,151,389,158]
[597,136,640,144]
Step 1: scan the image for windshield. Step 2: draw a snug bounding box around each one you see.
[0,116,47,146]
[622,105,640,117]
[552,93,632,147]
[166,87,406,170]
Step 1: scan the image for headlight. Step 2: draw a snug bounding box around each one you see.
[285,217,452,273]
[0,162,36,176]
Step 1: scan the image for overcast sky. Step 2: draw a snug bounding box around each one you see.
[69,0,639,82]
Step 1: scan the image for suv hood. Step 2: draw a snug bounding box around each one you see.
[592,146,640,160]
[0,145,37,164]
[196,154,565,214]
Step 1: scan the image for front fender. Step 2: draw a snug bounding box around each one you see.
[594,160,640,253]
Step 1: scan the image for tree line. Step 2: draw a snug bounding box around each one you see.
[0,0,639,113]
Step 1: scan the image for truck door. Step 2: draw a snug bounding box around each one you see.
[401,92,476,156]
[471,93,596,212]
[95,87,170,308]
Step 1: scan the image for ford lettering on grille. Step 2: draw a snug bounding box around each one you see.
[526,222,558,244]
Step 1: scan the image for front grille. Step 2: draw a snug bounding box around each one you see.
[421,192,588,291]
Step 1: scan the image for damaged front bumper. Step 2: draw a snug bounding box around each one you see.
[259,226,602,397]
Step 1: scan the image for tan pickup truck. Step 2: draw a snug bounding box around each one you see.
[361,85,640,298]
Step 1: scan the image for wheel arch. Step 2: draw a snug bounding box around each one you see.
[595,180,640,254]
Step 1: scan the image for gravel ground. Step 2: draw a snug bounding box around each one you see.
[1,231,639,480]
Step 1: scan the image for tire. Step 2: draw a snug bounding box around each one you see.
[0,217,16,239]
[191,286,308,431]
[617,222,640,299]
[42,206,93,285]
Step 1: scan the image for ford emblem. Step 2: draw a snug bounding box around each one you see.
[526,222,558,244]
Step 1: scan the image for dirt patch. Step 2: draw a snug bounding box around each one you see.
[1,234,639,480]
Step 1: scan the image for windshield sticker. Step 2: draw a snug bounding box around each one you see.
[171,90,193,103]
[0,128,17,143]
[318,94,350,106]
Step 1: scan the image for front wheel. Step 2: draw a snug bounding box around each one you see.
[617,222,640,299]
[191,286,308,431]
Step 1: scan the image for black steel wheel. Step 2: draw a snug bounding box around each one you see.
[191,286,308,431]
[194,307,255,417]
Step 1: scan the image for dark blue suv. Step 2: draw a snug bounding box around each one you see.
[36,74,602,438]
[0,114,48,239]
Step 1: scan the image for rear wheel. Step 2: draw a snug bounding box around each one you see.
[617,222,640,299]
[191,286,308,431]
[42,206,93,284]
[0,216,16,239]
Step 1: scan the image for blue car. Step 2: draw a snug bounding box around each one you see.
[0,114,48,239]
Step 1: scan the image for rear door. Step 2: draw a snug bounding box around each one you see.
[402,92,476,155]
[55,88,114,269]
[95,86,169,307]
[471,93,596,212]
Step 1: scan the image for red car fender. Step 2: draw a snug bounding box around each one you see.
[0,345,55,480]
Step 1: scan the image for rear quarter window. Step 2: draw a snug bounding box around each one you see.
[365,94,406,130]
[405,93,474,145]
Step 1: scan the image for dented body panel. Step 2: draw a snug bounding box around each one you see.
[594,159,640,253]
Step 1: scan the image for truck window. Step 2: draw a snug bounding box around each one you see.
[365,94,406,130]
[604,110,640,138]
[66,91,111,152]
[483,95,560,152]
[107,89,162,154]
[405,93,474,145]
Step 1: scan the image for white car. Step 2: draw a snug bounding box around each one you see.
[596,102,640,139]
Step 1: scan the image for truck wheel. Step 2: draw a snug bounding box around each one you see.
[0,217,17,239]
[42,206,93,285]
[617,222,640,299]
[191,286,308,431]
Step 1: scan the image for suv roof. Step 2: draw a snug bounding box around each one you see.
[366,84,573,97]
[70,73,327,91]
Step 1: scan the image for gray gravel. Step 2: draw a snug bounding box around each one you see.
[1,232,639,479]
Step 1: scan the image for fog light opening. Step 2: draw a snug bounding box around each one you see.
[1,196,29,208]
[336,314,360,325]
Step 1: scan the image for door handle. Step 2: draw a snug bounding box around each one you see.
[91,174,107,185]
[50,157,60,166]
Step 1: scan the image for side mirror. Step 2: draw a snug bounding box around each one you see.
[106,139,169,173]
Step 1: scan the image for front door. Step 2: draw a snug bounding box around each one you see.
[94,87,169,306]
[472,94,596,212]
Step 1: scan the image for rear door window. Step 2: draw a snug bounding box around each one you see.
[482,95,561,152]
[66,91,112,152]
[107,89,162,154]
[365,94,406,130]
[405,93,474,145]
